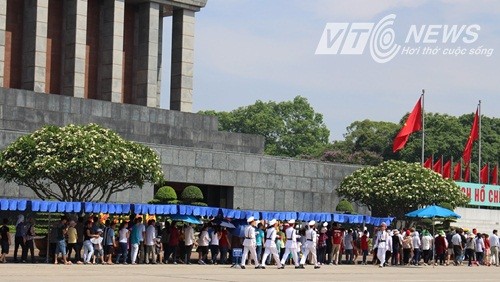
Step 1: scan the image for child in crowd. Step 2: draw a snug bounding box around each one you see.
[92,229,104,264]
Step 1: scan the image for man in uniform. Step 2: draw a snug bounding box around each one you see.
[241,217,260,269]
[299,220,320,269]
[260,219,283,269]
[280,219,300,269]
[373,222,389,268]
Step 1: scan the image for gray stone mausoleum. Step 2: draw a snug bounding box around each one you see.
[0,0,368,215]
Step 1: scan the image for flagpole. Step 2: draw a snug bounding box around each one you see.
[460,158,463,180]
[421,90,425,165]
[478,100,482,182]
[441,155,444,174]
[451,156,454,179]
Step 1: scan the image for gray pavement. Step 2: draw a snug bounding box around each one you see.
[0,263,499,282]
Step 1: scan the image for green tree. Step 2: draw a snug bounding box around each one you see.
[318,120,397,165]
[200,96,330,157]
[0,124,164,202]
[337,160,469,219]
[336,199,354,213]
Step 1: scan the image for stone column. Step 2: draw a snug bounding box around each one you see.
[135,2,159,107]
[156,13,163,108]
[21,0,48,92]
[0,1,6,87]
[170,9,194,112]
[99,0,124,103]
[62,0,87,98]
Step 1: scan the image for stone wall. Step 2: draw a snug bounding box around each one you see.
[0,88,264,153]
[455,207,500,232]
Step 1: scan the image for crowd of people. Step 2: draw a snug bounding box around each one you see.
[1,214,500,270]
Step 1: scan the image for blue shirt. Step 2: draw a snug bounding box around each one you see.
[255,228,264,246]
[131,225,141,244]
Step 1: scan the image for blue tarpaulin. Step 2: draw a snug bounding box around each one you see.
[0,199,27,211]
[0,198,395,226]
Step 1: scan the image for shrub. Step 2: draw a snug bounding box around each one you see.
[154,186,178,203]
[336,199,354,214]
[181,185,204,203]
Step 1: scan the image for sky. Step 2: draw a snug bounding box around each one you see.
[160,0,500,141]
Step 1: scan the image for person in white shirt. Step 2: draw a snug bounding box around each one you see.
[475,233,485,266]
[343,229,355,264]
[411,229,421,265]
[373,222,388,268]
[385,230,392,266]
[144,219,156,264]
[241,217,259,269]
[209,226,221,264]
[299,221,320,269]
[451,228,463,266]
[196,225,210,264]
[490,230,500,266]
[280,219,300,269]
[421,230,433,266]
[183,224,195,264]
[260,219,283,269]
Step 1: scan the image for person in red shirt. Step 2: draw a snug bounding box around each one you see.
[165,222,180,264]
[435,230,448,266]
[484,234,491,266]
[360,230,369,265]
[331,223,343,265]
[219,227,231,264]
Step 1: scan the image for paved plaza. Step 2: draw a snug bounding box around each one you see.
[0,263,498,282]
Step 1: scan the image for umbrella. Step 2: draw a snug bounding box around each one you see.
[405,205,461,219]
[168,214,203,224]
[231,224,247,237]
[219,221,236,228]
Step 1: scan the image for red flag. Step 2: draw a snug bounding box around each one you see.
[480,164,489,184]
[433,157,442,174]
[491,165,498,185]
[423,156,433,169]
[442,160,451,178]
[453,161,462,181]
[462,109,479,164]
[393,97,423,153]
[464,165,471,182]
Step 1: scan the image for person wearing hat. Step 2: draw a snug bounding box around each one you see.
[260,219,283,269]
[280,219,300,269]
[317,222,328,265]
[465,231,476,266]
[421,230,434,266]
[373,222,389,268]
[241,217,260,269]
[435,230,448,266]
[299,221,320,269]
[391,229,402,266]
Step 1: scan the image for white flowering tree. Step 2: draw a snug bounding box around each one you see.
[0,124,164,202]
[337,160,469,219]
